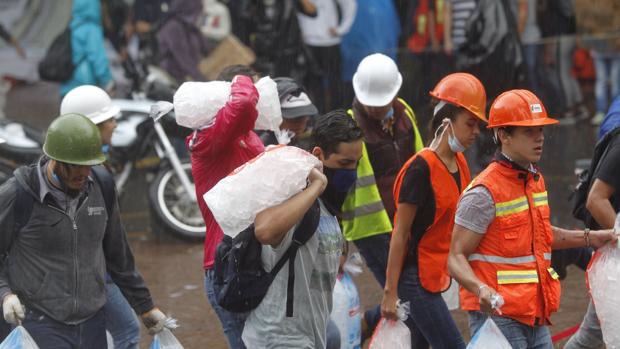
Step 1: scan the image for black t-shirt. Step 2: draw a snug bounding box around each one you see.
[594,134,620,214]
[398,155,460,264]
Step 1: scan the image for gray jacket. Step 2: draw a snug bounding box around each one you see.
[0,162,154,324]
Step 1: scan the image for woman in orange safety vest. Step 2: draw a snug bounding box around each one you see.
[380,73,486,349]
[448,89,618,348]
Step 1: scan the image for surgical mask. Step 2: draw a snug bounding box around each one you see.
[322,167,357,214]
[447,123,466,153]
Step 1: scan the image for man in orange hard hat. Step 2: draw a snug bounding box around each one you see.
[447,89,618,348]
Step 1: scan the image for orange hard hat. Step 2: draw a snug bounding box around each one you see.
[429,72,487,122]
[487,89,558,128]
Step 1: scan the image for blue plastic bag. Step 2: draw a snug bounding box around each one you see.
[0,326,39,349]
[331,272,362,349]
[149,328,184,349]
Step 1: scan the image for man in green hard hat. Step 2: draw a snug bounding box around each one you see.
[0,114,171,347]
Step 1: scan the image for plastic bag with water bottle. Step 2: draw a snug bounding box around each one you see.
[331,267,362,349]
[587,212,620,348]
[0,326,39,349]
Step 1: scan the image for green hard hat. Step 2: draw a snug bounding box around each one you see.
[43,113,106,166]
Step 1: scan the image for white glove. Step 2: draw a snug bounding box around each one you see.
[2,293,25,325]
[141,307,177,335]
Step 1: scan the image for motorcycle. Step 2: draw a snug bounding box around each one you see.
[109,98,204,241]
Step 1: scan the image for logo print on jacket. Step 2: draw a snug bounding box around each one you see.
[88,206,105,216]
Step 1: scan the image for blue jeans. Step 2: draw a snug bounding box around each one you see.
[354,233,390,336]
[205,269,248,349]
[468,311,553,349]
[398,264,465,349]
[22,308,107,349]
[592,52,620,113]
[104,280,140,349]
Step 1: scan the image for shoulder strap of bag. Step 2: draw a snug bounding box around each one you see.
[91,165,116,215]
[268,199,321,317]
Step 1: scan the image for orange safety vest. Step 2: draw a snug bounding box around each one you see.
[393,148,470,293]
[459,161,561,326]
[407,0,445,53]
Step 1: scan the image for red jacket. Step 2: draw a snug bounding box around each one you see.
[186,75,265,269]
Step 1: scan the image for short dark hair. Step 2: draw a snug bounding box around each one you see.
[494,126,516,148]
[217,65,257,82]
[312,110,363,157]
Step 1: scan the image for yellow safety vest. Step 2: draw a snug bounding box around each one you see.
[342,98,424,241]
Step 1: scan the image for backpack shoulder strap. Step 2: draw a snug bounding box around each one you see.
[91,165,116,215]
[268,199,321,317]
[13,179,34,236]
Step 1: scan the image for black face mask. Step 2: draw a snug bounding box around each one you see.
[321,166,357,215]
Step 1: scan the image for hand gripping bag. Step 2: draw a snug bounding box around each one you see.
[0,326,39,349]
[331,272,362,349]
[369,301,411,349]
[466,318,511,349]
[149,328,184,349]
[587,214,620,348]
[204,145,322,238]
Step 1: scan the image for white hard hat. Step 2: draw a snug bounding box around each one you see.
[352,53,402,107]
[60,85,120,125]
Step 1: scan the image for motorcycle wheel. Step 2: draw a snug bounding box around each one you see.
[149,162,205,241]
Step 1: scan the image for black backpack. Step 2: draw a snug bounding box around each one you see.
[38,28,77,82]
[213,200,321,316]
[571,128,620,226]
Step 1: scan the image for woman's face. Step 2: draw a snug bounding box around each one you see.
[98,118,117,146]
[450,110,481,149]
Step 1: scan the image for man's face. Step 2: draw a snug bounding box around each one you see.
[280,116,310,137]
[500,126,545,164]
[98,118,117,146]
[362,102,393,121]
[313,139,363,170]
[54,161,91,190]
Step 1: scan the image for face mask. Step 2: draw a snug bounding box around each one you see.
[447,121,466,153]
[322,167,357,214]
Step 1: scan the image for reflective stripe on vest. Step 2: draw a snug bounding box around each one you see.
[533,191,548,207]
[341,101,423,241]
[495,196,529,217]
[497,270,539,284]
[468,253,552,264]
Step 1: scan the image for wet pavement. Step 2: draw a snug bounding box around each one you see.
[4,82,596,348]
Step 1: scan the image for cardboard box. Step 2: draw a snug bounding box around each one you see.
[199,35,256,80]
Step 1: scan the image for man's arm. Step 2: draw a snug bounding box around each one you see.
[102,186,154,315]
[190,75,260,157]
[552,226,616,249]
[0,181,17,301]
[586,179,617,229]
[448,224,498,313]
[332,0,357,37]
[254,168,326,246]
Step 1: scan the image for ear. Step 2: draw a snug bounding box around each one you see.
[498,129,511,145]
[312,146,325,161]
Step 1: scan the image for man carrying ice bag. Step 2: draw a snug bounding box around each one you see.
[205,111,364,348]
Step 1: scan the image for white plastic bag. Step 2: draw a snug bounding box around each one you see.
[0,326,39,349]
[149,328,184,349]
[369,301,411,349]
[466,318,511,349]
[342,252,364,276]
[254,76,282,131]
[331,272,362,349]
[173,81,231,129]
[204,145,322,238]
[587,213,620,348]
